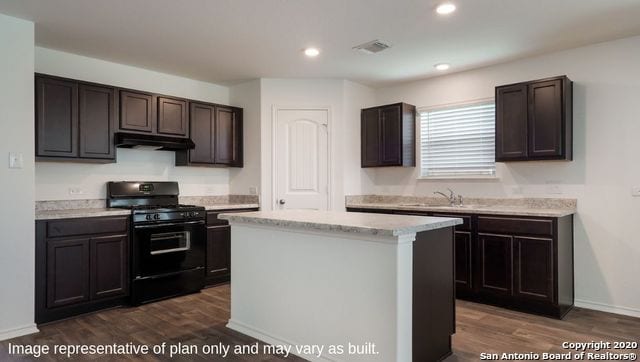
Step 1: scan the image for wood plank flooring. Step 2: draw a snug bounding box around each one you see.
[1,284,638,361]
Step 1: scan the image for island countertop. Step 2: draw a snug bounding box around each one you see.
[219,209,462,237]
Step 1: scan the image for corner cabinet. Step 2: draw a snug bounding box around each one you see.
[361,103,416,167]
[36,216,130,324]
[347,207,574,319]
[36,74,116,162]
[495,76,573,162]
[175,102,243,167]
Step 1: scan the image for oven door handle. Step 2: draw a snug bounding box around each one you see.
[134,220,205,229]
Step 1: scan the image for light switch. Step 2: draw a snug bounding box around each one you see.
[9,152,23,169]
[249,186,258,195]
[632,187,640,197]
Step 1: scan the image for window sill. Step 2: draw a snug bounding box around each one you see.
[418,175,499,180]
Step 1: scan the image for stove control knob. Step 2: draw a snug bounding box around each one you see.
[145,214,152,221]
[190,211,197,217]
[153,214,161,220]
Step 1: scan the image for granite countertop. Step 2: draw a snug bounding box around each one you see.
[202,204,259,211]
[219,210,462,237]
[35,197,260,220]
[345,194,577,217]
[346,202,575,217]
[35,208,132,220]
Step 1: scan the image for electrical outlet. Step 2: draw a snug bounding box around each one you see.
[632,187,640,197]
[8,152,23,169]
[511,186,523,195]
[249,186,258,195]
[68,187,84,195]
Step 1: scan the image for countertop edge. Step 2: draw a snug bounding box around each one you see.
[220,213,463,237]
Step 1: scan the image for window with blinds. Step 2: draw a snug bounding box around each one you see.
[419,100,496,178]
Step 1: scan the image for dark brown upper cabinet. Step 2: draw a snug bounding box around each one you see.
[361,102,415,167]
[187,102,215,164]
[36,76,79,158]
[119,90,154,133]
[176,102,243,167]
[36,74,115,162]
[157,96,188,136]
[214,106,243,166]
[495,75,573,162]
[79,84,116,160]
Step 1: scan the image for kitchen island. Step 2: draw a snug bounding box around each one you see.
[219,210,462,362]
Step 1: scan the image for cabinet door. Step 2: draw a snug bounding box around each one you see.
[36,76,79,158]
[528,79,563,158]
[379,104,402,165]
[478,233,513,296]
[90,235,129,300]
[46,238,90,308]
[514,236,554,302]
[189,102,215,163]
[158,97,188,136]
[496,84,528,160]
[455,231,473,294]
[79,84,116,160]
[120,90,154,132]
[206,226,231,278]
[361,108,380,167]
[214,106,242,165]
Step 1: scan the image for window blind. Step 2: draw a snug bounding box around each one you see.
[419,101,496,177]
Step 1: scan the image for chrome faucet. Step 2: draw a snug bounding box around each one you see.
[434,188,463,207]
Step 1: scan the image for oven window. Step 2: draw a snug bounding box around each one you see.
[150,231,191,255]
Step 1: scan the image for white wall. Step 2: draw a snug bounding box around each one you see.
[259,79,375,211]
[343,80,377,195]
[229,79,262,196]
[373,35,640,316]
[0,14,38,340]
[34,47,232,200]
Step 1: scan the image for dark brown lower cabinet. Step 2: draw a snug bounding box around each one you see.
[347,207,574,319]
[478,233,513,297]
[36,216,129,324]
[90,235,129,300]
[454,231,473,295]
[204,208,259,286]
[46,238,90,308]
[514,236,554,303]
[206,226,231,282]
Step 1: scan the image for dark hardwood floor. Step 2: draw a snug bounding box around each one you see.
[1,285,638,361]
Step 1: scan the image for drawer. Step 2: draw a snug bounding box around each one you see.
[477,216,554,236]
[47,216,128,238]
[432,214,472,231]
[206,208,258,226]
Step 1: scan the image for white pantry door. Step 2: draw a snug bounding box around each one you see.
[274,109,329,210]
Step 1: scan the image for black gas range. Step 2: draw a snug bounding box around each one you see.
[107,181,206,305]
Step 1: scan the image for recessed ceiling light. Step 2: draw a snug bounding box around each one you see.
[434,63,450,71]
[436,2,456,15]
[304,48,320,57]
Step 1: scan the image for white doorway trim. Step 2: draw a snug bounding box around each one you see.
[271,105,332,211]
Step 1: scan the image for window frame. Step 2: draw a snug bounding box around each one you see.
[417,98,499,180]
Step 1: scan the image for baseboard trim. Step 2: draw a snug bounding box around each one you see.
[0,324,39,342]
[226,319,339,362]
[575,299,640,318]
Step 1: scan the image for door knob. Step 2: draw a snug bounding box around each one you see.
[278,199,286,205]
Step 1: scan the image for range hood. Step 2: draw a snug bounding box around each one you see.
[115,132,195,151]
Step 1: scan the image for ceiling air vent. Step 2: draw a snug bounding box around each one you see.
[352,40,391,54]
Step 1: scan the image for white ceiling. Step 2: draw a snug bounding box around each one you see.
[1,0,640,87]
